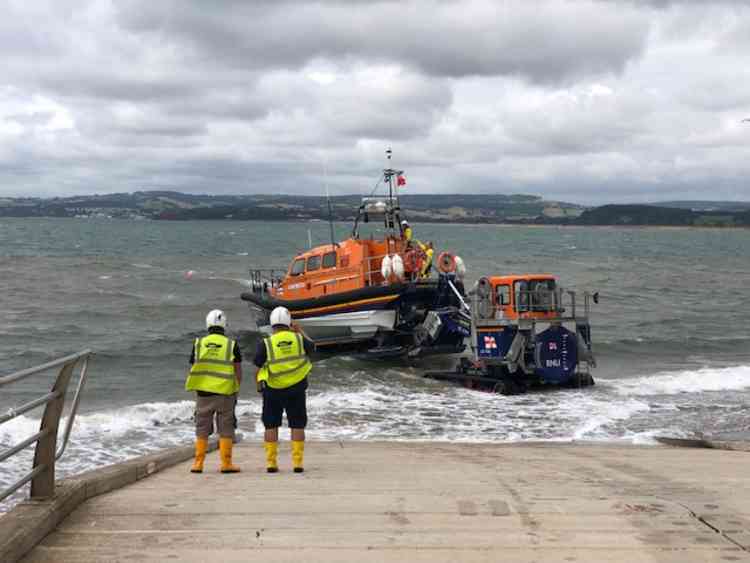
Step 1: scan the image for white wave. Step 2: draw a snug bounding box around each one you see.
[0,399,266,512]
[0,401,196,448]
[7,362,741,511]
[130,263,153,269]
[571,397,650,440]
[609,364,750,396]
[0,400,267,458]
[304,380,650,444]
[208,275,259,289]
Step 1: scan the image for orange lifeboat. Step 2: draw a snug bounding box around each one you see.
[241,164,466,351]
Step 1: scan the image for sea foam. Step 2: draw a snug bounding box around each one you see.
[609,364,750,396]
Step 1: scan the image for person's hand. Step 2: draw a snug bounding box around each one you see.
[256,380,266,393]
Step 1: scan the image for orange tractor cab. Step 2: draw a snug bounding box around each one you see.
[425,274,597,395]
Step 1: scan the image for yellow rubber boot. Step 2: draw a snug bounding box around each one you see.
[264,441,279,473]
[292,440,304,473]
[190,437,208,473]
[219,437,240,473]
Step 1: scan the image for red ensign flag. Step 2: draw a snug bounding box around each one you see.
[397,175,406,186]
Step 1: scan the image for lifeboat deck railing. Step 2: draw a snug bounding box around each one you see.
[249,252,416,297]
[0,350,93,502]
[248,269,286,294]
[473,288,595,325]
[363,251,419,285]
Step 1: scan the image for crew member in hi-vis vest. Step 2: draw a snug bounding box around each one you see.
[254,306,314,473]
[186,309,242,473]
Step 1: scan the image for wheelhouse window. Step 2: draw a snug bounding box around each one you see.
[495,285,510,306]
[290,258,305,276]
[306,255,321,272]
[322,251,337,269]
[514,280,529,312]
[531,279,556,312]
[515,279,557,312]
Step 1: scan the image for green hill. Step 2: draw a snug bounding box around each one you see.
[1,191,748,227]
[575,205,750,227]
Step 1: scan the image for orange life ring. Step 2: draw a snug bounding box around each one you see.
[403,249,422,273]
[437,252,456,274]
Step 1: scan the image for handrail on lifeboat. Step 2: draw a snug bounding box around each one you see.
[362,251,410,286]
[249,268,286,295]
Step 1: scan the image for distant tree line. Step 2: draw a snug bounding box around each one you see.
[1,192,749,227]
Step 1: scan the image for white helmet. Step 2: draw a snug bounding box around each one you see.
[270,306,292,327]
[401,220,409,226]
[206,309,227,329]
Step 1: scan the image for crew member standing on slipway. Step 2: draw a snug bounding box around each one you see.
[255,307,314,474]
[186,309,242,474]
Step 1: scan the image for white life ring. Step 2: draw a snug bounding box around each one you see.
[391,254,404,280]
[381,255,393,280]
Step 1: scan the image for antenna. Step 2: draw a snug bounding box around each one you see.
[323,159,336,248]
[382,147,402,235]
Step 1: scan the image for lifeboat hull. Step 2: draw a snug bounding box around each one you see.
[241,282,442,347]
[295,309,397,344]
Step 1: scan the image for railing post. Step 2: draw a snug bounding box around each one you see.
[29,360,77,499]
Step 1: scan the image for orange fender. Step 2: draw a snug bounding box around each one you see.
[436,252,456,274]
[403,249,423,273]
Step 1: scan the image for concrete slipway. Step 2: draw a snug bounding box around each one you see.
[3,440,750,562]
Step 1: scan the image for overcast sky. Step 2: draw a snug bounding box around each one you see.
[2,0,750,203]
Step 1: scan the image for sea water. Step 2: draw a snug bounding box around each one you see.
[1,218,749,509]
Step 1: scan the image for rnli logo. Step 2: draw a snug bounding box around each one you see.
[483,336,497,349]
[548,342,557,351]
[206,343,223,349]
[276,340,294,348]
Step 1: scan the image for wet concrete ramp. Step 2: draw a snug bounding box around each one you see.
[21,442,750,562]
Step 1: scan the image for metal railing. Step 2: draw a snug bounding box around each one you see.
[474,288,595,323]
[249,250,418,296]
[363,251,419,285]
[248,268,286,294]
[0,350,93,502]
[364,253,387,286]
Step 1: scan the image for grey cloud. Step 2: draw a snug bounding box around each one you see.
[322,79,452,141]
[2,1,750,203]
[678,78,750,113]
[619,0,749,6]
[3,111,56,128]
[38,72,198,103]
[116,0,649,84]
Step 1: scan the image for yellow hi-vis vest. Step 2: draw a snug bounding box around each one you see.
[404,226,413,242]
[185,333,239,395]
[421,247,434,277]
[257,330,312,389]
[417,241,433,277]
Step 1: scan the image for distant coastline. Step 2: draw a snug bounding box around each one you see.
[1,191,749,228]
